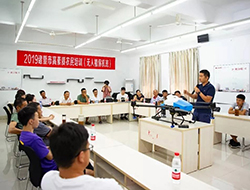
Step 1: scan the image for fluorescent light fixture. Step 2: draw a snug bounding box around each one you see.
[181,29,214,38]
[100,26,122,37]
[75,0,187,48]
[152,0,188,15]
[0,21,15,25]
[155,37,179,45]
[121,12,152,28]
[121,48,136,53]
[86,36,101,44]
[15,0,36,43]
[214,18,250,31]
[136,43,155,49]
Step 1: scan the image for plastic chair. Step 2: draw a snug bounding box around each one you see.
[19,142,44,190]
[3,106,15,142]
[7,103,13,114]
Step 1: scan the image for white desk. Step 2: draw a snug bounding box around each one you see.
[130,102,156,117]
[43,107,217,190]
[139,118,214,174]
[42,107,123,150]
[93,145,218,190]
[214,113,250,151]
[47,102,131,124]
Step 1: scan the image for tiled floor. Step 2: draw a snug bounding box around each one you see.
[0,118,250,190]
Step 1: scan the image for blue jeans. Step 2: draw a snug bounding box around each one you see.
[192,110,211,123]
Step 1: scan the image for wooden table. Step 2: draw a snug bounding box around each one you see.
[139,118,214,174]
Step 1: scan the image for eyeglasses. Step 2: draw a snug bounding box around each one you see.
[83,144,94,152]
[75,144,94,157]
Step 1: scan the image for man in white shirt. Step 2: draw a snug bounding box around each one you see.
[60,91,73,105]
[117,87,129,120]
[41,122,122,190]
[91,89,102,124]
[39,90,54,106]
[150,89,161,104]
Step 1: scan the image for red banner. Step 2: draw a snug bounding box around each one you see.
[17,50,115,70]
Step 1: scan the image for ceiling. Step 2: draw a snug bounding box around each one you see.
[1,0,250,53]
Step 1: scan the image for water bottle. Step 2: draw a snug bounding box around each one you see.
[39,101,43,108]
[172,152,181,184]
[143,98,146,103]
[90,124,96,141]
[235,106,239,116]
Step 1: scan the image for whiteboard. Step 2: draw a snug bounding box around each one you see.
[0,68,22,91]
[125,79,134,92]
[214,63,249,92]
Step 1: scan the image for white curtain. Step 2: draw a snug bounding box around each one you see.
[169,48,199,100]
[139,55,161,98]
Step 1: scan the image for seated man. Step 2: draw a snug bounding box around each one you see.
[117,87,129,120]
[25,94,37,104]
[174,90,187,101]
[160,90,169,101]
[41,122,122,190]
[8,99,52,145]
[28,102,53,145]
[133,89,144,102]
[77,88,91,125]
[60,91,73,105]
[91,89,102,124]
[228,94,249,148]
[39,90,54,106]
[150,89,161,104]
[8,98,27,135]
[15,89,26,99]
[18,106,57,173]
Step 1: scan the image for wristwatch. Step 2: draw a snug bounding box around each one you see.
[197,92,201,95]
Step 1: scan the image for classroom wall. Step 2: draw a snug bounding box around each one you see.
[0,26,135,116]
[128,29,250,113]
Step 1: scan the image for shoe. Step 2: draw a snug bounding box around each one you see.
[99,121,102,124]
[124,117,128,120]
[229,140,241,149]
[120,117,124,120]
[85,121,91,125]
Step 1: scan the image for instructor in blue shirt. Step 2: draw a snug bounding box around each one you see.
[184,70,215,123]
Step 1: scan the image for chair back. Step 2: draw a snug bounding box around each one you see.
[3,106,12,125]
[7,103,13,114]
[19,142,44,187]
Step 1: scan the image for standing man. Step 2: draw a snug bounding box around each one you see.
[101,80,112,99]
[77,88,91,125]
[184,70,215,123]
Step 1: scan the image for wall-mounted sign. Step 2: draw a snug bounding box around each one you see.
[17,50,115,70]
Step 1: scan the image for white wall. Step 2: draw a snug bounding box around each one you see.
[199,34,250,113]
[127,29,250,113]
[0,26,135,116]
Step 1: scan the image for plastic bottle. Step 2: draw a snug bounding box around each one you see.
[172,152,181,184]
[39,101,43,108]
[90,124,96,141]
[235,106,239,116]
